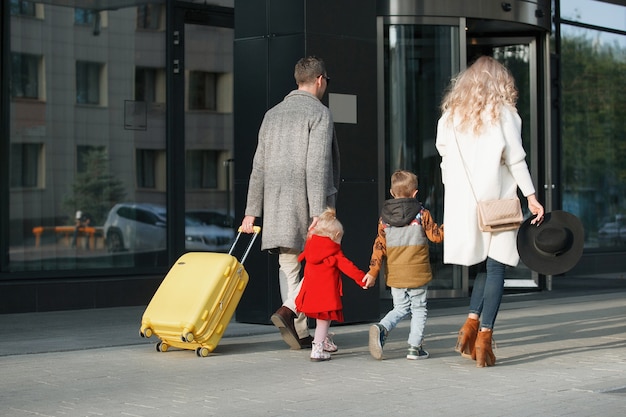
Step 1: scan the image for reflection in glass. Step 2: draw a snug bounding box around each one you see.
[384,24,459,290]
[560,0,626,33]
[8,3,169,271]
[8,2,235,272]
[184,23,235,251]
[560,25,626,249]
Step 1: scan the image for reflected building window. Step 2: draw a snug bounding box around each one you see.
[137,4,163,30]
[11,53,41,99]
[136,149,157,189]
[136,149,166,191]
[135,67,166,104]
[186,150,218,189]
[188,71,217,111]
[74,8,96,26]
[76,61,104,105]
[10,0,36,17]
[188,71,233,112]
[10,143,43,188]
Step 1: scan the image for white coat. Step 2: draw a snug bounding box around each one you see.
[435,105,536,267]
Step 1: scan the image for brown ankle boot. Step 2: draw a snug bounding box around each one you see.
[455,317,479,359]
[475,329,496,367]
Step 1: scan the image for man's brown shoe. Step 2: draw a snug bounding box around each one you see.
[270,306,301,349]
[298,335,314,348]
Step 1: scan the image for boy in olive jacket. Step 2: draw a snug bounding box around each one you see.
[363,170,443,360]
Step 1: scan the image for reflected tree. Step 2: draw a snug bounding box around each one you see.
[63,148,126,226]
[561,33,626,236]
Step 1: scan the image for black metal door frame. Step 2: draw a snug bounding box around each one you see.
[166,1,234,265]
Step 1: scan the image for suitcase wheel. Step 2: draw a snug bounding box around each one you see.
[155,341,169,352]
[182,332,194,343]
[196,347,210,357]
[140,327,153,338]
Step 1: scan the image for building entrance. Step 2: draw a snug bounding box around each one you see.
[467,36,544,289]
[378,1,551,297]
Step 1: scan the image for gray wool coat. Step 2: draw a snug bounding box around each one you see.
[245,90,340,251]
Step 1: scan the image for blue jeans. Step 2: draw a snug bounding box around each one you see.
[469,257,506,330]
[380,286,428,347]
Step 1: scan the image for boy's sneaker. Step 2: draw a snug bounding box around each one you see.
[369,324,387,360]
[407,345,429,360]
[323,333,338,353]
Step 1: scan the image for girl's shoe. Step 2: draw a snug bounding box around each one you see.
[323,333,338,353]
[310,342,331,362]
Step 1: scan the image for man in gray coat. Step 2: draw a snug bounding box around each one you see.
[241,56,340,349]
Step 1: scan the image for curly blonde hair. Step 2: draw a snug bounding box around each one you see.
[440,56,518,135]
[312,207,344,243]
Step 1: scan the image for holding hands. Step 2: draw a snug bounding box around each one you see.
[361,273,376,289]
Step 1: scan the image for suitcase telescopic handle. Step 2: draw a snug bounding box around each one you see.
[229,226,261,264]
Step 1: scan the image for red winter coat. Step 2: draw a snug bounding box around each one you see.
[295,234,366,321]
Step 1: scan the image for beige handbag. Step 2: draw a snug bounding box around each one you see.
[476,197,523,232]
[453,127,523,233]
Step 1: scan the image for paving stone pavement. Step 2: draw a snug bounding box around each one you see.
[0,276,625,417]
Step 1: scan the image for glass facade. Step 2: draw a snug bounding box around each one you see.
[5,1,235,273]
[383,22,460,293]
[559,0,626,249]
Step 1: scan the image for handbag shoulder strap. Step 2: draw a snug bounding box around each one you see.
[452,126,479,203]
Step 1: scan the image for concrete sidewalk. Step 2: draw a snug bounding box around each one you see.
[0,275,625,416]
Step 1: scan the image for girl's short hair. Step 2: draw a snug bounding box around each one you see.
[391,170,418,198]
[312,207,344,241]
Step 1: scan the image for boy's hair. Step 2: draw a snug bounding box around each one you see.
[390,170,418,198]
[312,207,344,242]
[294,56,326,86]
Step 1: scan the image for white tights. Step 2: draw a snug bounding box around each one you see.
[313,319,330,344]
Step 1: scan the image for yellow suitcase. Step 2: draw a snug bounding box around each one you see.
[139,227,260,357]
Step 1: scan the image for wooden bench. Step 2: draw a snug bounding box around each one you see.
[32,226,104,248]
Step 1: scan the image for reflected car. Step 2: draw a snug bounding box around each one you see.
[598,215,626,247]
[185,210,235,229]
[103,203,235,253]
[184,216,235,252]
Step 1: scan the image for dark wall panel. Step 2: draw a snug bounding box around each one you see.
[268,35,306,107]
[0,276,162,314]
[234,0,378,324]
[268,0,305,34]
[233,37,268,182]
[233,0,267,38]
[336,181,380,323]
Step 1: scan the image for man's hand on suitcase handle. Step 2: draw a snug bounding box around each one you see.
[241,215,256,234]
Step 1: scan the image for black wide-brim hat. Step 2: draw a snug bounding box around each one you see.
[517,210,584,275]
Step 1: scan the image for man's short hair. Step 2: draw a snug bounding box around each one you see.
[294,56,326,86]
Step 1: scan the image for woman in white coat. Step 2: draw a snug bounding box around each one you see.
[435,56,544,367]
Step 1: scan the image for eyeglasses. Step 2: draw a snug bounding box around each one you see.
[319,74,330,85]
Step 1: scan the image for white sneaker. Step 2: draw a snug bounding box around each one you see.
[310,342,331,362]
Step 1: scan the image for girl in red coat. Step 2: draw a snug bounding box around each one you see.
[295,207,369,361]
